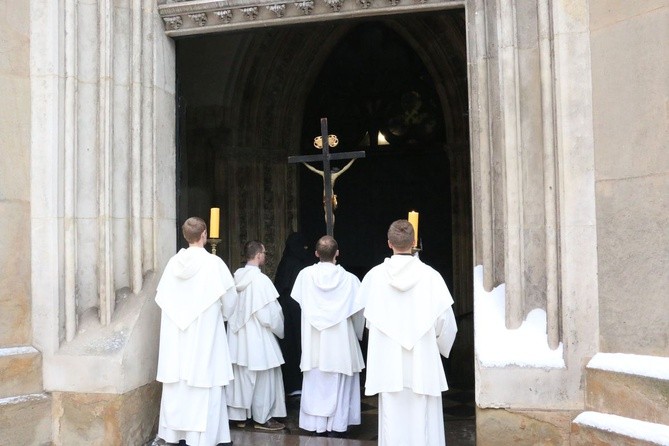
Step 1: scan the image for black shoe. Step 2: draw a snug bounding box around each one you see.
[328,431,347,438]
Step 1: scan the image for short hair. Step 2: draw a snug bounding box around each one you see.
[244,240,265,260]
[387,219,414,250]
[182,217,207,244]
[316,235,338,262]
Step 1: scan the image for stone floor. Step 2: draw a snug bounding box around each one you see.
[153,388,476,445]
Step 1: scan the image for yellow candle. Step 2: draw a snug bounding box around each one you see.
[209,208,220,239]
[408,211,419,247]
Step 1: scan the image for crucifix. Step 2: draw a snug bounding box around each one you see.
[288,118,366,236]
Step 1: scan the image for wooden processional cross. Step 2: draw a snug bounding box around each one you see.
[288,118,366,236]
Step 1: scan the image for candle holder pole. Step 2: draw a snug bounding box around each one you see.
[411,239,423,257]
[208,238,222,255]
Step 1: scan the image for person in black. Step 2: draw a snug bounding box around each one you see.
[274,232,314,395]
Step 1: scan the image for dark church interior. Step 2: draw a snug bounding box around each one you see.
[174,9,475,442]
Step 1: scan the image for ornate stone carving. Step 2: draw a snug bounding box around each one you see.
[189,12,208,26]
[324,0,344,12]
[241,6,259,20]
[163,15,183,30]
[214,9,233,23]
[266,4,286,17]
[295,0,314,15]
[158,0,463,34]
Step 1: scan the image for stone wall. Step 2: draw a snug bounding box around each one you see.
[24,0,176,442]
[52,381,161,445]
[0,0,31,347]
[590,0,669,356]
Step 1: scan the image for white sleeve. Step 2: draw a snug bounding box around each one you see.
[256,300,285,339]
[434,307,457,358]
[220,287,237,321]
[351,309,365,341]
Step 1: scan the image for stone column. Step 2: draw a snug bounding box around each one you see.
[30,0,176,442]
[470,0,599,441]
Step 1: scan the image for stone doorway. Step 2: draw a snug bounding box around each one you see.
[175,8,474,390]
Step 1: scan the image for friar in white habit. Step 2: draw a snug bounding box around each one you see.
[291,235,365,436]
[226,240,287,431]
[358,219,458,446]
[155,217,238,446]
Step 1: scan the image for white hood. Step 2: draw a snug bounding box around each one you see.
[155,247,235,331]
[291,262,362,331]
[228,264,280,334]
[313,262,347,291]
[361,255,453,350]
[234,264,258,292]
[171,247,207,279]
[383,255,423,291]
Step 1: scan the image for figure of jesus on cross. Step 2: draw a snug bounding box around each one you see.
[288,118,365,236]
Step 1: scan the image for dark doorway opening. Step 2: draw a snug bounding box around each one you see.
[298,23,453,294]
[174,7,473,395]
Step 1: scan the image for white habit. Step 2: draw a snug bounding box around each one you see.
[291,262,365,433]
[226,264,287,423]
[359,255,458,446]
[155,247,237,446]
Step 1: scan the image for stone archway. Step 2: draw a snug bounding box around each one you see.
[20,0,600,442]
[166,0,601,441]
[175,10,475,389]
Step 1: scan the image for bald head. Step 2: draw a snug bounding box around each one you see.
[315,235,338,263]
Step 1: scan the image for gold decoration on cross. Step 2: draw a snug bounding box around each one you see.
[313,134,339,150]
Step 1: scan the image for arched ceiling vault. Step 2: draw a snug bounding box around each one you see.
[214,10,467,153]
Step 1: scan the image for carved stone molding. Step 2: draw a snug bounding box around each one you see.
[189,12,208,26]
[266,4,286,17]
[295,0,314,15]
[163,15,183,30]
[241,6,259,19]
[214,9,234,22]
[324,0,344,12]
[158,0,464,36]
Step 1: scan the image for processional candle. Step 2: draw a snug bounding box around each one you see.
[408,211,419,247]
[209,208,220,239]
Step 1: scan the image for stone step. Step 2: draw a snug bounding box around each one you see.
[0,346,43,399]
[586,353,669,425]
[0,393,52,445]
[571,411,669,446]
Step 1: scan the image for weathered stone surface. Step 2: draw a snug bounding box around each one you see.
[590,2,668,180]
[595,174,669,356]
[0,201,32,346]
[0,348,42,399]
[0,0,32,348]
[586,367,669,425]
[476,407,575,445]
[590,1,669,357]
[52,381,161,445]
[0,393,51,446]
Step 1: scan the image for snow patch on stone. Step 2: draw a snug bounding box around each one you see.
[574,411,669,445]
[0,346,38,357]
[587,352,669,380]
[0,393,48,406]
[474,265,565,368]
